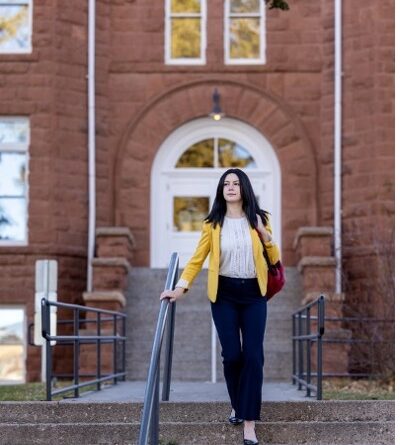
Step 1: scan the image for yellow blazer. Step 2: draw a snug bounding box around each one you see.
[177,218,281,303]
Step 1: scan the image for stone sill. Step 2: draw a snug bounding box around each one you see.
[293,226,333,250]
[92,257,131,271]
[96,227,136,247]
[298,256,336,273]
[83,290,126,307]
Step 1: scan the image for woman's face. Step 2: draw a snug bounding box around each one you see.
[223,173,242,204]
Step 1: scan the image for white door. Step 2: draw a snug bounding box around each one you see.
[157,171,275,268]
[151,118,281,268]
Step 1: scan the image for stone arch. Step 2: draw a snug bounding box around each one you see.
[113,78,319,265]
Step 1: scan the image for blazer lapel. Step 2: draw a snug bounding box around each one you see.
[250,227,263,264]
[211,223,221,269]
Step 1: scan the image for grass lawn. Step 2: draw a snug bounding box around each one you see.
[0,381,102,401]
[322,377,395,400]
[0,383,46,401]
[0,377,395,401]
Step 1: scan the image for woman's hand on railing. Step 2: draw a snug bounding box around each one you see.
[160,287,185,303]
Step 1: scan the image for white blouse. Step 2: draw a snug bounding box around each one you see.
[219,216,257,279]
[175,216,257,290]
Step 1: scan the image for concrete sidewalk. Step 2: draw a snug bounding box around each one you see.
[62,380,309,403]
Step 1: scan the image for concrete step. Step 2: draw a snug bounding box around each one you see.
[125,267,302,381]
[0,401,393,445]
[0,400,394,423]
[0,421,394,445]
[0,401,394,445]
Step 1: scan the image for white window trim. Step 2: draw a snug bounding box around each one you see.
[165,0,207,65]
[0,0,33,55]
[0,116,30,246]
[224,0,266,65]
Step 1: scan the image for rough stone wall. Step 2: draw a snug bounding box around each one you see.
[339,0,394,373]
[340,0,394,309]
[0,1,88,380]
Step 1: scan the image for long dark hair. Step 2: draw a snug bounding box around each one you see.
[205,168,270,229]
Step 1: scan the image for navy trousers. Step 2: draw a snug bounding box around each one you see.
[210,275,267,421]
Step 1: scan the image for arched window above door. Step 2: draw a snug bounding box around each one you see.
[175,137,257,168]
[151,117,282,266]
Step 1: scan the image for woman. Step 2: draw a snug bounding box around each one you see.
[160,168,281,445]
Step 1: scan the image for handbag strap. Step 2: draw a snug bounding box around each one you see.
[256,230,272,268]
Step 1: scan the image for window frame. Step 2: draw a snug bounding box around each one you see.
[175,136,257,169]
[224,0,266,65]
[0,116,30,246]
[165,0,207,65]
[0,0,33,54]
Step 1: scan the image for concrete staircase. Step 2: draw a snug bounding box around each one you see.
[126,267,301,381]
[0,400,394,444]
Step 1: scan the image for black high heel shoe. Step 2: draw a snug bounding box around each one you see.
[228,409,244,425]
[243,427,259,445]
[243,433,259,445]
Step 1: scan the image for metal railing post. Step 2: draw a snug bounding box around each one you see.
[113,314,118,385]
[41,299,52,401]
[297,312,303,390]
[162,301,176,401]
[317,296,325,400]
[306,306,311,397]
[73,308,80,398]
[122,315,126,381]
[150,365,160,445]
[96,312,101,391]
[292,313,296,385]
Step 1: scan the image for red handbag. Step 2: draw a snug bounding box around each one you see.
[257,232,286,301]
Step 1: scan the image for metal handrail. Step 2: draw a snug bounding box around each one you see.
[41,299,126,401]
[292,295,325,400]
[138,253,179,445]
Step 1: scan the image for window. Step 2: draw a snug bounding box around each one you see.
[165,0,206,64]
[175,137,256,168]
[0,306,26,383]
[0,117,29,244]
[0,0,32,54]
[174,196,209,231]
[225,0,265,64]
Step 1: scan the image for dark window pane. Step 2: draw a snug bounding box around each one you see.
[0,153,26,196]
[230,0,260,13]
[171,18,201,58]
[0,6,30,52]
[0,197,26,241]
[171,0,201,13]
[218,139,256,168]
[0,308,25,382]
[176,139,214,168]
[230,18,260,59]
[0,119,29,143]
[174,196,209,231]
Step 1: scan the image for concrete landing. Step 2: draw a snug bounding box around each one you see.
[62,381,308,403]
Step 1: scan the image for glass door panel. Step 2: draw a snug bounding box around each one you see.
[173,196,209,232]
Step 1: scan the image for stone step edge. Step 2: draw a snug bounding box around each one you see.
[1,400,394,408]
[3,421,394,426]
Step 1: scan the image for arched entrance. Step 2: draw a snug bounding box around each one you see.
[151,117,281,267]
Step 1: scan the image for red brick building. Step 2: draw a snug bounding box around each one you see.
[0,0,394,382]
